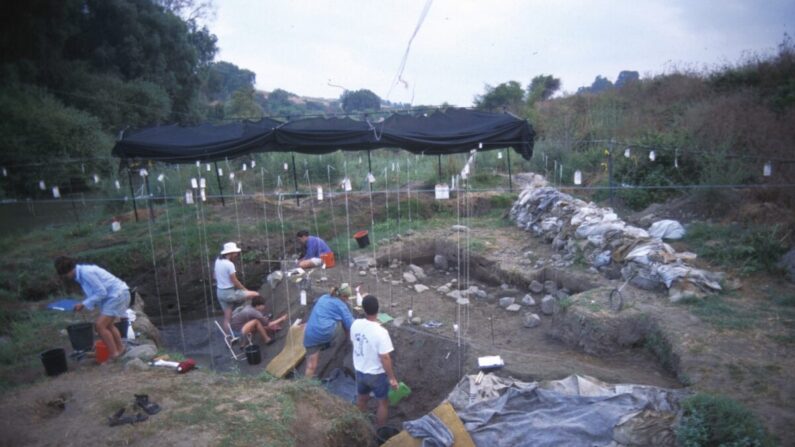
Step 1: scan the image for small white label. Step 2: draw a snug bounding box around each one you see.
[367,173,376,183]
[218,168,223,176]
[574,170,582,185]
[114,180,121,190]
[763,161,772,177]
[407,309,413,319]
[317,186,324,201]
[453,323,459,333]
[358,156,362,164]
[300,290,307,306]
[435,184,450,200]
[1,168,6,177]
[139,169,148,177]
[242,163,247,171]
[200,178,206,188]
[237,181,242,194]
[649,150,656,161]
[478,142,483,149]
[111,221,121,232]
[342,177,352,191]
[283,162,288,171]
[391,162,395,172]
[191,178,198,189]
[229,172,235,180]
[674,157,679,168]
[93,174,100,184]
[498,151,503,159]
[157,173,165,182]
[196,160,201,167]
[39,180,46,190]
[200,188,207,201]
[251,160,256,168]
[52,186,60,198]
[185,190,194,204]
[624,148,631,158]
[206,164,211,171]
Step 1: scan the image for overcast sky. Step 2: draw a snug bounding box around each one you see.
[212,0,794,106]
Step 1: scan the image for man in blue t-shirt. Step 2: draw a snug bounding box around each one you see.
[302,283,354,378]
[297,230,332,269]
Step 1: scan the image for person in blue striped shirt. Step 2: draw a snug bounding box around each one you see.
[55,256,131,361]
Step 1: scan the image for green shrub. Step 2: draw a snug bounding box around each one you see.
[677,393,773,447]
[685,223,787,274]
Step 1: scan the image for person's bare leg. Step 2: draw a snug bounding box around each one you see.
[298,260,316,269]
[305,351,320,378]
[223,307,233,334]
[356,394,370,414]
[110,322,124,355]
[375,398,389,427]
[96,316,119,358]
[243,320,271,344]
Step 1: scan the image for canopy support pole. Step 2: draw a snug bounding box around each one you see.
[506,149,513,192]
[437,154,442,183]
[291,153,300,206]
[127,168,139,222]
[144,170,155,222]
[367,150,373,193]
[214,161,226,206]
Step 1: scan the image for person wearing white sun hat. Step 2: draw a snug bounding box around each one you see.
[215,242,260,333]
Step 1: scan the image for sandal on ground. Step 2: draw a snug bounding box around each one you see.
[134,394,161,415]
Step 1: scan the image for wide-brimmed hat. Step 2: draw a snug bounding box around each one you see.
[338,283,353,297]
[220,242,242,255]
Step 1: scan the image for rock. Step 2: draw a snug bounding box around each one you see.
[353,256,373,269]
[446,290,463,300]
[124,358,150,371]
[437,285,451,294]
[450,279,457,284]
[521,294,536,306]
[434,254,449,271]
[451,225,469,232]
[403,272,417,283]
[473,289,488,300]
[391,280,401,286]
[319,276,328,283]
[456,298,470,306]
[556,290,570,301]
[414,284,429,293]
[543,280,558,294]
[378,239,389,245]
[410,317,422,325]
[541,295,557,315]
[529,280,544,294]
[506,304,522,312]
[359,270,367,276]
[408,264,427,279]
[124,344,157,361]
[499,297,515,308]
[523,313,542,328]
[369,268,377,275]
[500,283,510,290]
[267,271,283,289]
[405,229,415,236]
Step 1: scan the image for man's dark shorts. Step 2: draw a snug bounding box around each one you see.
[305,342,331,355]
[356,371,389,400]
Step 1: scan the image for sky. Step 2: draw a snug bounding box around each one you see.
[212,0,794,107]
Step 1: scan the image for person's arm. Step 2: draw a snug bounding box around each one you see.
[79,269,108,311]
[379,352,399,389]
[229,272,249,291]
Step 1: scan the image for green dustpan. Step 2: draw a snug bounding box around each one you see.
[388,381,411,406]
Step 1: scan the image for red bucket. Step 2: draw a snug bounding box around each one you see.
[320,252,336,268]
[353,230,370,249]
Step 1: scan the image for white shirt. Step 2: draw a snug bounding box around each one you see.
[214,258,236,289]
[350,318,394,374]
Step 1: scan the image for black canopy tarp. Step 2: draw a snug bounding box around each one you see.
[112,108,534,163]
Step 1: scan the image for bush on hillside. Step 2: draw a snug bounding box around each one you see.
[677,393,773,447]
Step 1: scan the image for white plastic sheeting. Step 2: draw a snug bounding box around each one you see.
[648,220,686,240]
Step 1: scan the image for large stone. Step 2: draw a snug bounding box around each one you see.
[446,290,463,300]
[410,317,422,325]
[451,225,469,232]
[521,294,536,306]
[499,297,515,308]
[434,255,449,271]
[437,285,451,294]
[556,290,570,301]
[359,270,367,276]
[456,298,470,306]
[124,344,157,361]
[529,280,544,294]
[408,264,427,279]
[414,284,429,293]
[403,272,417,283]
[523,313,542,328]
[544,280,558,294]
[506,304,522,312]
[353,256,374,269]
[540,295,557,315]
[124,357,150,371]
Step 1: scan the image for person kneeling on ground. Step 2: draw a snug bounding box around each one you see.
[302,284,354,378]
[296,230,332,269]
[215,242,260,332]
[351,294,398,427]
[54,256,131,361]
[230,296,288,346]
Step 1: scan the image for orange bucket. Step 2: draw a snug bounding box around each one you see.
[95,340,109,364]
[320,251,336,268]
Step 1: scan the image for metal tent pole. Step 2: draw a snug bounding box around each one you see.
[127,168,139,222]
[291,153,300,206]
[214,161,226,206]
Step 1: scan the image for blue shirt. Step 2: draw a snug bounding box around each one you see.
[75,264,129,311]
[304,294,354,347]
[302,236,331,259]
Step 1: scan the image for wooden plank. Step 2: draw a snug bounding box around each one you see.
[382,402,475,447]
[265,324,306,378]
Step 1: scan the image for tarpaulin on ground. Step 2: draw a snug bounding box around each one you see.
[446,374,685,447]
[112,108,534,163]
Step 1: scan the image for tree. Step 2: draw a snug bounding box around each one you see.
[205,61,256,102]
[615,70,639,88]
[225,85,263,120]
[577,75,614,94]
[340,89,381,113]
[474,81,525,114]
[527,75,561,105]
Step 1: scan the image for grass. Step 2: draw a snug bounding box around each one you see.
[684,222,788,275]
[677,393,775,447]
[677,296,760,331]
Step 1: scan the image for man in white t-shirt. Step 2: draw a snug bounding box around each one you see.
[350,295,398,427]
[215,242,260,333]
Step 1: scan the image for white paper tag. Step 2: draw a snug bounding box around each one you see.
[237,181,242,194]
[300,290,307,306]
[574,170,582,185]
[317,186,324,201]
[185,190,194,204]
[93,174,100,184]
[649,150,656,161]
[358,156,362,164]
[39,180,46,190]
[191,178,198,189]
[478,142,483,149]
[367,173,376,183]
[497,151,503,159]
[200,177,206,188]
[114,180,121,190]
[624,148,631,158]
[435,184,450,200]
[763,161,772,176]
[674,157,679,168]
[196,160,201,167]
[251,160,256,168]
[52,186,60,198]
[283,162,288,171]
[206,164,211,171]
[111,221,121,232]
[342,177,352,191]
[217,168,223,176]
[2,168,6,177]
[391,162,395,172]
[229,172,234,180]
[139,169,148,177]
[242,163,247,171]
[157,173,165,182]
[200,188,207,201]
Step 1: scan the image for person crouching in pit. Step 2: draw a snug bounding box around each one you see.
[215,242,260,333]
[55,256,131,361]
[230,296,288,346]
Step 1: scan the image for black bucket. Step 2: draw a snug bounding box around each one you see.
[40,348,67,376]
[67,323,94,351]
[245,344,261,365]
[114,318,129,339]
[353,230,370,249]
[375,426,400,445]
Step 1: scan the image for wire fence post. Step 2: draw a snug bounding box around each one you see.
[506,148,513,192]
[608,140,615,207]
[127,167,139,222]
[214,161,226,207]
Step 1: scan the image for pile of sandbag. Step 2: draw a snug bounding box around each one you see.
[510,174,724,301]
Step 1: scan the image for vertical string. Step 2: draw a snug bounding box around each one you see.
[161,174,186,353]
[195,163,216,368]
[343,159,353,285]
[143,170,165,327]
[226,157,245,279]
[260,167,272,264]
